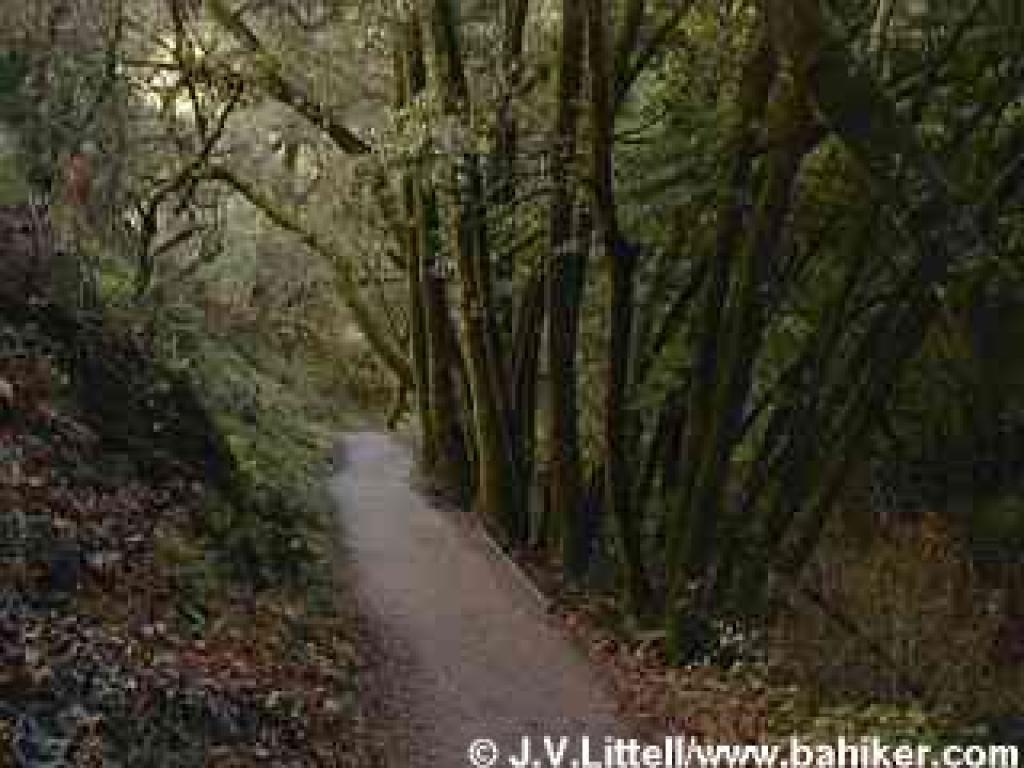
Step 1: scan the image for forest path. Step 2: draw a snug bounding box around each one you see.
[329,431,624,766]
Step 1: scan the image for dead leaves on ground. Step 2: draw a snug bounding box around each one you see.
[553,594,785,744]
[1,352,383,766]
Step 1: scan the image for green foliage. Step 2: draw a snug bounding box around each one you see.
[0,53,30,204]
[971,496,1024,561]
[0,49,29,122]
[3,0,1020,737]
[0,137,29,205]
[126,273,351,587]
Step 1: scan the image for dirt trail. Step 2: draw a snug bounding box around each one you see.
[330,431,623,766]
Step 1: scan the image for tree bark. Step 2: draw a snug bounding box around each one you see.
[423,0,524,536]
[586,0,650,611]
[494,0,530,205]
[395,19,435,457]
[662,32,778,661]
[416,184,472,498]
[207,0,369,155]
[547,0,588,579]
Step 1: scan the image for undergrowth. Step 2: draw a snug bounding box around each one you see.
[0,183,382,763]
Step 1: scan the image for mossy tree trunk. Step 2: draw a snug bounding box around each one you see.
[660,0,995,662]
[423,0,524,538]
[662,30,779,662]
[668,72,818,661]
[393,10,471,495]
[586,0,650,611]
[547,0,587,580]
[416,183,472,499]
[395,19,434,455]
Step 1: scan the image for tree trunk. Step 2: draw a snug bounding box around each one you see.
[662,32,778,662]
[547,0,587,580]
[396,19,435,462]
[683,76,817,637]
[757,0,993,584]
[423,0,524,537]
[416,184,472,498]
[493,0,529,205]
[586,0,649,611]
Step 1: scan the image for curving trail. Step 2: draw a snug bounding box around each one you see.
[330,432,623,766]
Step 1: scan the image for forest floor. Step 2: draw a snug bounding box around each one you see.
[330,431,624,766]
[0,321,387,766]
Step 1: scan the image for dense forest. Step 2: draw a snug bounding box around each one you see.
[2,0,1023,763]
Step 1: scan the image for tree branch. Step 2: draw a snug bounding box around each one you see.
[206,0,371,155]
[202,165,413,387]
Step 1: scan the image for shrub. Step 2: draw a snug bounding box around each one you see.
[768,511,1024,723]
